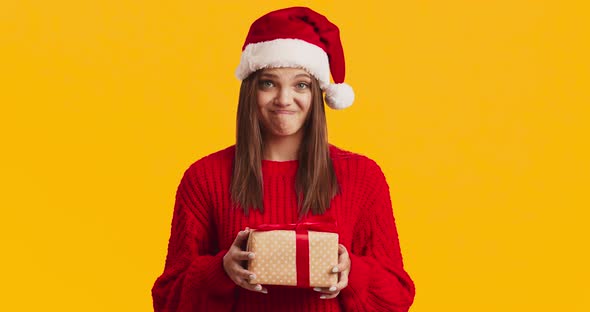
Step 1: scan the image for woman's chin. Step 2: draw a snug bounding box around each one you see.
[267,129,303,139]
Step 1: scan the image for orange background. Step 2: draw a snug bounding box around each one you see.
[1,1,588,311]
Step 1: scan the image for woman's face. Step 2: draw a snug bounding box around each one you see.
[256,67,313,139]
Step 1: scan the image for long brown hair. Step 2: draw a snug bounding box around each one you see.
[230,69,340,218]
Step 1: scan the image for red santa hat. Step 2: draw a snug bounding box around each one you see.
[235,7,355,110]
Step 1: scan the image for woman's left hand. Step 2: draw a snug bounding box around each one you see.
[313,244,351,299]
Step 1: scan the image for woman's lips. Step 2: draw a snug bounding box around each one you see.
[273,110,296,114]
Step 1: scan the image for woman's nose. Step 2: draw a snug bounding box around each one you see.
[274,87,293,106]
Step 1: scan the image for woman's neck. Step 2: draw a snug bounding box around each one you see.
[262,133,303,161]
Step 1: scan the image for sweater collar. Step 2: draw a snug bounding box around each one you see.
[261,158,299,176]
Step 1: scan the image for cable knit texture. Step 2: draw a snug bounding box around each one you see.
[152,144,415,311]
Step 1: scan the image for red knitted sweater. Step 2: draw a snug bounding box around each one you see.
[152,144,415,311]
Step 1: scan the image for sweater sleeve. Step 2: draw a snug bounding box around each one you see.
[339,159,416,311]
[151,164,237,312]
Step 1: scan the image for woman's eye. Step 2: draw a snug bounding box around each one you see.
[296,82,310,89]
[260,80,274,88]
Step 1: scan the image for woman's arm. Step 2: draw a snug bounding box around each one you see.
[339,159,416,311]
[151,164,236,312]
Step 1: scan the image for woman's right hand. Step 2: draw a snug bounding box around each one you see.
[223,228,268,294]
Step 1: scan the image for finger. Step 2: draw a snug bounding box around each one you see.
[232,250,256,261]
[331,253,351,274]
[333,259,350,274]
[334,278,348,291]
[233,267,258,282]
[337,244,349,260]
[334,269,349,290]
[233,276,265,292]
[319,291,340,299]
[229,265,267,293]
[239,280,268,294]
[313,286,338,294]
[232,229,251,247]
[330,262,348,275]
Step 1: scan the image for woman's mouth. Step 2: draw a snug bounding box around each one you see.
[273,110,296,114]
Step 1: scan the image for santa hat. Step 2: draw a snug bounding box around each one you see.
[235,7,354,110]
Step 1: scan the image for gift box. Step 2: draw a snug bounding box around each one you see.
[246,217,339,288]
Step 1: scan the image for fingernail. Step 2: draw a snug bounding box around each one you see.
[248,253,255,259]
[261,288,268,294]
[320,295,327,299]
[313,287,322,292]
[249,274,256,280]
[332,266,339,273]
[254,285,262,291]
[245,227,250,231]
[329,286,337,292]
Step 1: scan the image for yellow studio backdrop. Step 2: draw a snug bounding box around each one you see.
[1,0,588,311]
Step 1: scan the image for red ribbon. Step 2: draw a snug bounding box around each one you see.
[251,216,337,288]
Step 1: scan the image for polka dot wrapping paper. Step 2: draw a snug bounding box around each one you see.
[246,229,339,288]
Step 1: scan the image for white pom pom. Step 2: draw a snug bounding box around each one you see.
[325,83,355,109]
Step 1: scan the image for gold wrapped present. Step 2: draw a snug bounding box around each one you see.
[246,217,339,288]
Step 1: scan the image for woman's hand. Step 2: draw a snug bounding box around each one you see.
[223,228,268,294]
[313,244,351,299]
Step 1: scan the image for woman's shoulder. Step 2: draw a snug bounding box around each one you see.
[329,143,388,185]
[184,145,235,175]
[329,143,380,169]
[329,144,391,195]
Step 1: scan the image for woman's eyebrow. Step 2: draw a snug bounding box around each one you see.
[295,73,311,79]
[260,72,311,79]
[260,73,278,79]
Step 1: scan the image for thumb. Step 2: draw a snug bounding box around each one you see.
[232,228,251,247]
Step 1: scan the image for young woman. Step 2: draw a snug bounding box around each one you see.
[152,7,415,312]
